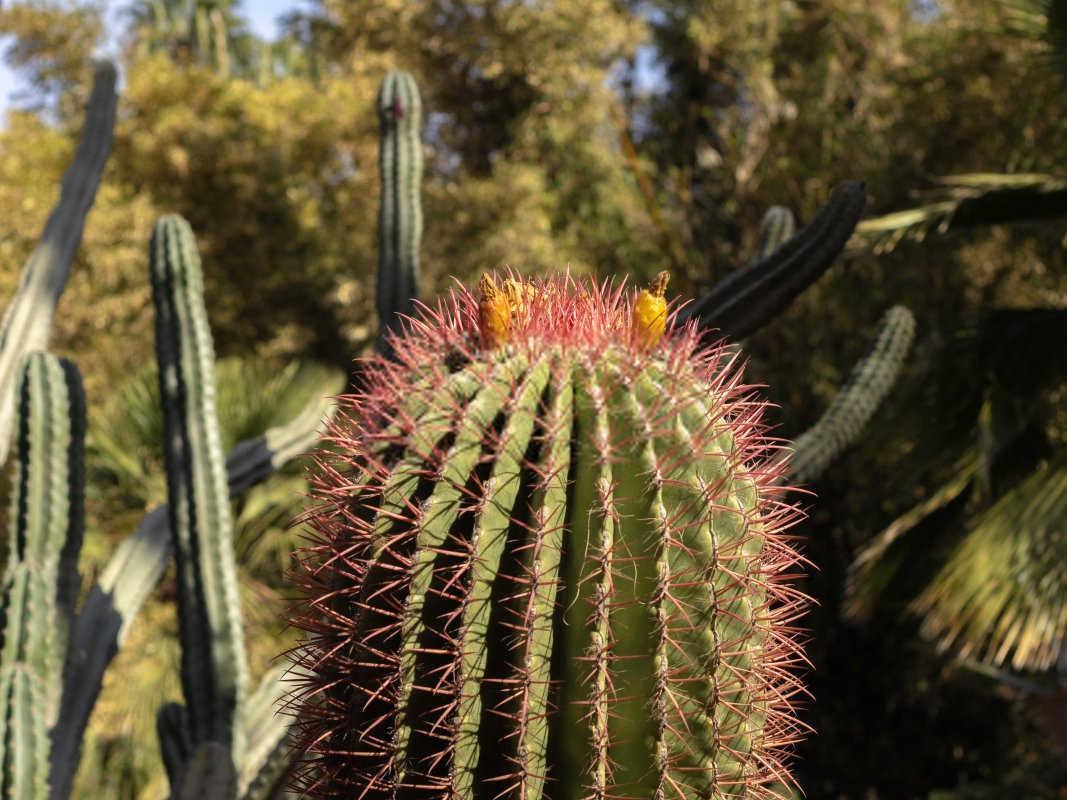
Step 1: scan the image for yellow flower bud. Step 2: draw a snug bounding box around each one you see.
[632,270,669,348]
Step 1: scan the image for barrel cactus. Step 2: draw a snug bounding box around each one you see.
[289,272,809,799]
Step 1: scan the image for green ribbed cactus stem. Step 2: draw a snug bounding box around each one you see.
[0,352,85,800]
[290,275,808,799]
[753,205,796,262]
[789,305,916,483]
[376,70,423,354]
[150,215,248,759]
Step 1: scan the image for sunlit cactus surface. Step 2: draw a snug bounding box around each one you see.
[289,272,810,800]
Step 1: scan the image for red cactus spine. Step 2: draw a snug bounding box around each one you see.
[288,273,810,799]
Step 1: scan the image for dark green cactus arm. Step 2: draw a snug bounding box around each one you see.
[376,70,423,353]
[158,702,194,788]
[150,215,248,754]
[789,305,917,483]
[0,62,116,467]
[752,205,796,262]
[682,181,866,340]
[0,353,85,800]
[175,742,237,800]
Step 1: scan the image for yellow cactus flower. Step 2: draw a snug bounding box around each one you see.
[632,270,670,348]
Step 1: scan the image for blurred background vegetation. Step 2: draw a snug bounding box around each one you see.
[2,0,1067,797]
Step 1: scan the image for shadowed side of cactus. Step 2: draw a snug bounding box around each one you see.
[288,274,808,799]
[376,70,423,354]
[150,215,248,760]
[789,305,916,483]
[0,62,117,467]
[0,353,85,799]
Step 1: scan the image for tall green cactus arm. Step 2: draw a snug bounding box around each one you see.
[375,70,423,354]
[0,353,85,800]
[681,181,866,340]
[50,390,336,800]
[0,62,117,467]
[752,205,796,262]
[150,215,248,756]
[788,305,916,484]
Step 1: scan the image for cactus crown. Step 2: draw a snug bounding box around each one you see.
[290,273,809,799]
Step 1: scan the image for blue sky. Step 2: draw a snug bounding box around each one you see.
[0,0,298,118]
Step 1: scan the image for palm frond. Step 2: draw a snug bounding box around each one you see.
[913,457,1067,671]
[850,173,1067,254]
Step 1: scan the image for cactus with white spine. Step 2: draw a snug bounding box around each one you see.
[376,70,423,354]
[789,305,917,483]
[0,353,85,800]
[753,205,796,262]
[289,273,808,799]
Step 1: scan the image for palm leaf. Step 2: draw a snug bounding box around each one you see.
[850,173,1067,254]
[913,457,1067,671]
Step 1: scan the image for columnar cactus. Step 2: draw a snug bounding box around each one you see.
[0,352,85,799]
[290,273,808,799]
[0,61,117,467]
[789,305,917,484]
[150,215,249,759]
[376,70,423,353]
[752,206,796,262]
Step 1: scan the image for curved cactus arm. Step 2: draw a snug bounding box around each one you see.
[375,70,423,354]
[236,666,292,800]
[0,353,85,800]
[788,305,916,483]
[751,205,796,262]
[49,391,336,800]
[681,181,866,340]
[150,215,248,756]
[0,62,117,467]
[174,742,237,800]
[225,391,338,495]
